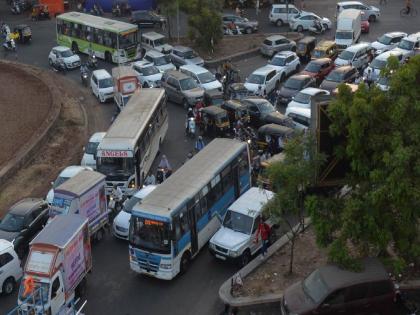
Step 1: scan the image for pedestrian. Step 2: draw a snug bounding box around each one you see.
[365,68,373,88]
[195,136,205,152]
[255,217,271,258]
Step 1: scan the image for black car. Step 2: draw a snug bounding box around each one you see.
[241,97,293,128]
[129,10,166,28]
[319,66,359,92]
[0,198,49,258]
[277,74,316,106]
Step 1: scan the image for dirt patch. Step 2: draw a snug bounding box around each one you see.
[234,228,328,298]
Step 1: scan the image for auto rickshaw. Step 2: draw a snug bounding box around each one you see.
[200,105,230,137]
[13,24,32,43]
[312,40,338,61]
[257,152,285,189]
[221,99,250,127]
[256,123,295,154]
[31,4,50,21]
[296,36,316,62]
[203,89,224,107]
[227,83,253,101]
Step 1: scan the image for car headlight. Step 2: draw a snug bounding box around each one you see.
[229,249,240,257]
[160,262,172,269]
[128,179,135,188]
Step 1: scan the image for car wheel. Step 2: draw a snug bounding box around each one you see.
[276,19,283,27]
[297,25,303,32]
[323,23,329,30]
[2,277,15,295]
[143,82,149,88]
[245,27,252,34]
[180,251,191,274]
[368,15,376,22]
[240,249,251,267]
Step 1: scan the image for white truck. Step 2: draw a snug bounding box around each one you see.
[50,170,109,241]
[16,214,91,315]
[335,9,361,50]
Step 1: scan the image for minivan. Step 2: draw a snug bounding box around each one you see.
[269,4,301,26]
[81,132,106,170]
[90,69,114,103]
[179,64,222,91]
[140,31,173,54]
[334,43,372,69]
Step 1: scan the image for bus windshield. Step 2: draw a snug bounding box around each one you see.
[129,216,171,254]
[118,31,138,48]
[97,157,134,181]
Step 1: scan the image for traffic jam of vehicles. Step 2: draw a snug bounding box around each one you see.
[1,0,419,314]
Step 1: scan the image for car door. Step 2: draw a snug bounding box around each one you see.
[172,78,183,103]
[344,283,371,315]
[165,76,176,101]
[304,15,315,29]
[318,288,348,315]
[265,71,276,94]
[319,61,331,81]
[90,74,98,96]
[249,215,260,254]
[0,252,14,286]
[285,56,295,75]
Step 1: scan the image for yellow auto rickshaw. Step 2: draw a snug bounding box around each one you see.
[312,40,338,61]
[296,36,317,62]
[13,24,32,44]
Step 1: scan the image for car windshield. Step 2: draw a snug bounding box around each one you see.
[284,77,304,90]
[183,50,197,59]
[257,100,275,114]
[223,210,254,235]
[97,157,134,181]
[197,71,216,84]
[118,31,138,49]
[263,39,273,46]
[19,281,49,304]
[377,35,392,45]
[59,49,73,58]
[85,141,99,155]
[269,56,287,66]
[371,58,387,69]
[326,70,344,82]
[152,38,165,46]
[141,65,160,76]
[313,49,326,58]
[302,270,330,303]
[398,39,414,50]
[129,216,171,254]
[247,74,265,84]
[180,78,198,90]
[293,92,311,104]
[154,55,171,66]
[53,176,69,188]
[99,78,113,89]
[0,213,25,232]
[304,62,321,73]
[123,196,141,214]
[336,31,353,40]
[338,50,355,60]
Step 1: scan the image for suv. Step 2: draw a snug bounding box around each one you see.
[170,45,204,68]
[244,66,282,95]
[269,4,301,26]
[372,32,407,55]
[336,1,380,22]
[260,35,296,58]
[391,32,420,61]
[143,50,176,72]
[179,64,222,91]
[129,10,166,28]
[132,60,163,88]
[267,51,300,81]
[281,258,396,315]
[140,31,173,54]
[161,70,205,108]
[0,240,22,295]
[222,14,258,34]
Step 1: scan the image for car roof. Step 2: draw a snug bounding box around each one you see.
[0,239,14,254]
[287,106,311,117]
[338,1,363,6]
[58,165,91,178]
[288,74,312,81]
[89,132,106,143]
[133,184,157,199]
[382,31,407,38]
[310,58,331,65]
[54,46,70,52]
[228,187,274,217]
[333,65,353,73]
[92,69,111,79]
[252,65,277,75]
[133,60,153,68]
[266,34,286,41]
[166,69,190,80]
[345,42,371,52]
[274,51,295,58]
[376,50,403,60]
[173,45,192,52]
[299,87,329,96]
[146,50,165,57]
[318,258,390,291]
[180,64,208,74]
[142,31,165,40]
[9,198,46,215]
[243,96,269,104]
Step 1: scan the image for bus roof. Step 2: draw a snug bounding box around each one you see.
[98,89,165,151]
[133,138,247,219]
[57,12,138,33]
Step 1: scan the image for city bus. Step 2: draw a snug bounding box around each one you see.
[128,138,251,280]
[56,11,141,63]
[96,89,168,195]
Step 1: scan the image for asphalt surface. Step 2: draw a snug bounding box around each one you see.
[1,1,420,314]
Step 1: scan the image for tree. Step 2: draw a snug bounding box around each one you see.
[156,0,177,40]
[264,133,325,275]
[307,55,420,271]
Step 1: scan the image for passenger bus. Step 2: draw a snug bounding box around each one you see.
[96,89,168,195]
[56,11,140,63]
[128,138,252,280]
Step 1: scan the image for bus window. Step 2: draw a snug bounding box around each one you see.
[221,166,233,194]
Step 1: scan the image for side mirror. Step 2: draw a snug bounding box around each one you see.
[51,181,54,186]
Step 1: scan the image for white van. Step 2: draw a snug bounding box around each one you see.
[81,132,106,170]
[269,4,301,26]
[335,42,372,69]
[91,69,114,103]
[286,106,311,130]
[209,187,275,266]
[179,64,222,91]
[0,239,22,295]
[335,9,361,50]
[140,31,173,54]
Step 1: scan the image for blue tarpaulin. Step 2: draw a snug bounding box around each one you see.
[84,0,156,12]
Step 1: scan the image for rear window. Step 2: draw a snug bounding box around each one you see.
[263,39,273,46]
[369,281,394,297]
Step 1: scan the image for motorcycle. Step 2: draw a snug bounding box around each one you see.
[308,20,326,35]
[186,117,196,138]
[156,167,171,184]
[3,38,16,52]
[80,65,89,87]
[87,53,98,69]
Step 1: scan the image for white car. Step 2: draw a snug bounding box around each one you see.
[336,1,380,22]
[286,87,329,111]
[143,50,176,73]
[46,165,93,204]
[48,46,81,69]
[0,239,22,295]
[244,66,282,95]
[376,76,390,91]
[132,60,163,88]
[363,51,403,81]
[91,69,114,103]
[371,32,407,55]
[391,32,420,61]
[179,64,222,91]
[113,185,157,240]
[290,13,332,32]
[266,51,300,81]
[81,132,106,170]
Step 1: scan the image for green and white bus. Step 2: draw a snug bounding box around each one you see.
[56,11,140,63]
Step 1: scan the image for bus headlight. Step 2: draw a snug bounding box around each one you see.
[129,179,135,188]
[160,262,172,270]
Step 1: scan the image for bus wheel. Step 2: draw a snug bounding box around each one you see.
[180,251,191,275]
[71,42,79,54]
[105,51,112,63]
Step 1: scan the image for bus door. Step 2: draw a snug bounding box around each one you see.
[187,199,199,255]
[232,163,240,199]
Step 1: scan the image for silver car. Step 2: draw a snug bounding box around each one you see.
[336,1,380,22]
[170,45,204,68]
[260,35,296,58]
[222,14,258,34]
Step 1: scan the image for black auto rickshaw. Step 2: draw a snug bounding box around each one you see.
[203,89,224,107]
[13,24,32,43]
[200,105,230,137]
[221,99,250,127]
[31,4,50,20]
[227,83,252,100]
[256,123,295,154]
[296,36,317,62]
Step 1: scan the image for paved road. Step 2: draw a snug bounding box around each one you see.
[1,1,420,314]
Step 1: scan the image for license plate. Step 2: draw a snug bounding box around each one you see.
[215,254,226,260]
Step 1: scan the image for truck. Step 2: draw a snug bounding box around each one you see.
[112,66,140,111]
[50,170,108,241]
[335,9,361,50]
[15,214,91,315]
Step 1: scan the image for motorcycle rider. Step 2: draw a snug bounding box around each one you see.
[111,184,123,200]
[80,63,89,82]
[185,107,195,134]
[158,154,172,177]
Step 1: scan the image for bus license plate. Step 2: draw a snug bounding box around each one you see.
[215,254,226,261]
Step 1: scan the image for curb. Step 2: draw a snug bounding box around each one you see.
[219,217,311,308]
[204,32,304,69]
[0,61,61,188]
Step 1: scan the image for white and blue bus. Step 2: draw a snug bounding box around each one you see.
[128,138,251,280]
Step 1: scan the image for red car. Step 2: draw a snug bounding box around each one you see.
[361,13,370,33]
[300,58,335,85]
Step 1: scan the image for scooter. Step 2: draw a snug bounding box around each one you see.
[186,117,196,138]
[80,65,89,87]
[308,20,326,35]
[87,53,98,69]
[156,167,171,184]
[3,38,16,52]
